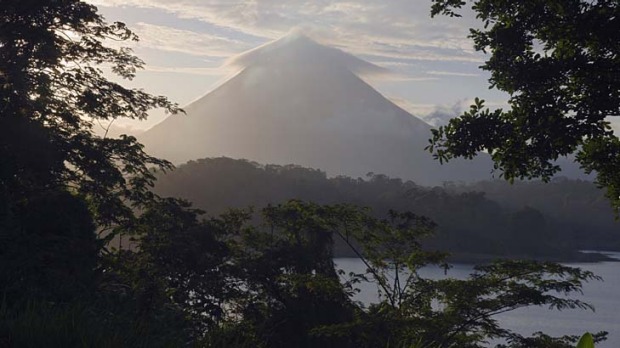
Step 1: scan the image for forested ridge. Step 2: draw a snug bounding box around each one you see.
[155,157,619,261]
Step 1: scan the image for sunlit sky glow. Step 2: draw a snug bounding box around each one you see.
[86,0,619,135]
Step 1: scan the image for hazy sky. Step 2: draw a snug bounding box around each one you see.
[85,1,523,133]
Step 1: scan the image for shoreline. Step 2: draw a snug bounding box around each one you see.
[334,250,620,264]
[445,251,619,264]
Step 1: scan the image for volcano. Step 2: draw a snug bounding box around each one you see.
[140,33,493,185]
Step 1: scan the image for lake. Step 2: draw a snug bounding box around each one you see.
[335,252,620,347]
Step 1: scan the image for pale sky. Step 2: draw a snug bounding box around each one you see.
[86,0,515,133]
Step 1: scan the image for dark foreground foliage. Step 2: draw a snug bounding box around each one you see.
[0,198,609,347]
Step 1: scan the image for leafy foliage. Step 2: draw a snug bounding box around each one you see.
[427,0,620,213]
[103,199,607,347]
[341,209,606,347]
[353,210,447,308]
[0,299,186,348]
[576,333,595,348]
[111,198,233,335]
[209,201,360,347]
[0,0,180,226]
[3,196,605,346]
[0,1,182,345]
[0,191,98,304]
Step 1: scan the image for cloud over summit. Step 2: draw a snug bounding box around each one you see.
[87,0,512,132]
[225,31,399,79]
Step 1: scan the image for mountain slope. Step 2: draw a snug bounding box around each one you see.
[140,33,493,185]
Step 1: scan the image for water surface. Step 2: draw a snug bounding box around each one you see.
[335,252,620,347]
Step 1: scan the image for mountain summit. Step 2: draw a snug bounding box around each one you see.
[225,32,390,78]
[140,33,492,185]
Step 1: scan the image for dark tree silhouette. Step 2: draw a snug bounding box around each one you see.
[428,0,620,212]
[0,0,180,226]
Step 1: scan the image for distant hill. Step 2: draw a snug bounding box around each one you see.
[445,178,618,252]
[140,33,493,186]
[153,157,618,261]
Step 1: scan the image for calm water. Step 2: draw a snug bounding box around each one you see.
[335,252,620,348]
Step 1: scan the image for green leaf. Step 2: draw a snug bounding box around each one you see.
[576,332,595,348]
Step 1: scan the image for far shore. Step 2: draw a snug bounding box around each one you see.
[334,250,620,264]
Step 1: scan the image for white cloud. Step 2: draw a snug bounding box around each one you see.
[414,98,509,126]
[131,22,250,58]
[89,0,485,64]
[381,76,439,82]
[418,99,470,127]
[143,65,229,76]
[389,98,435,116]
[375,61,416,68]
[427,70,480,77]
[606,116,620,136]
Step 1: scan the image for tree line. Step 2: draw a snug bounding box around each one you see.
[154,157,618,261]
